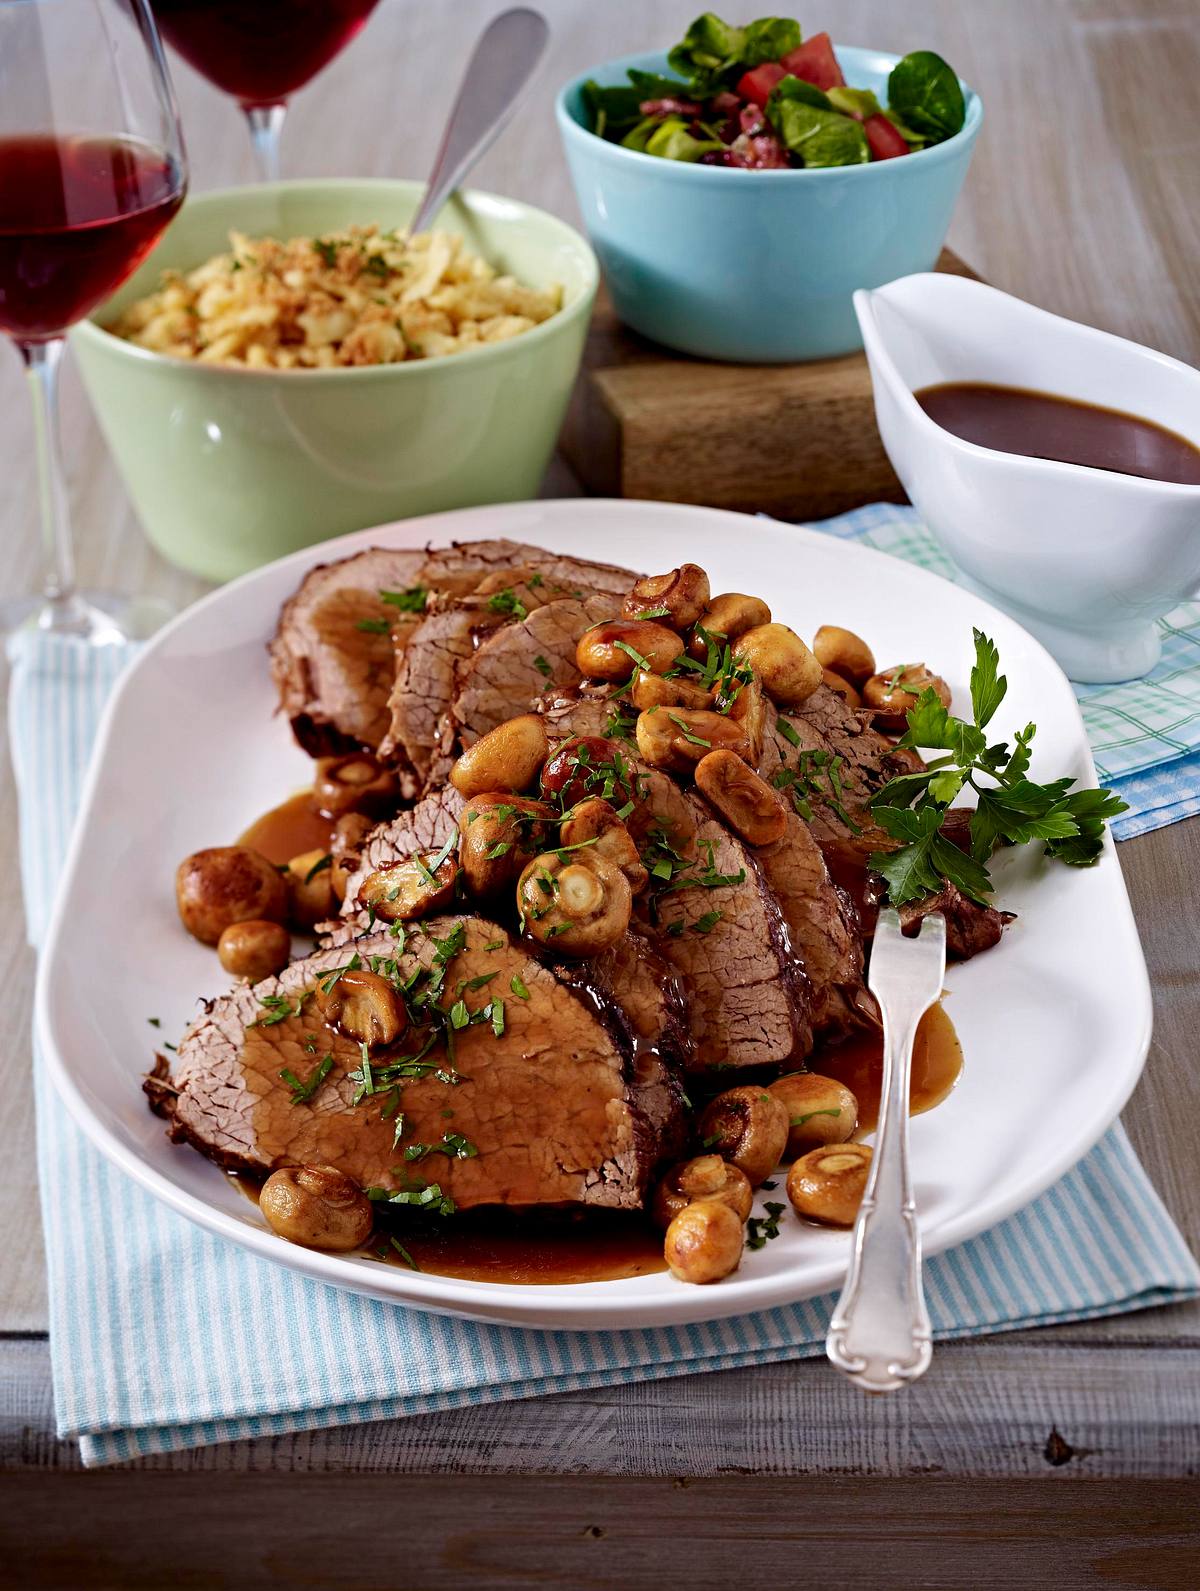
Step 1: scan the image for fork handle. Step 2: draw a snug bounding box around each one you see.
[825,1002,933,1392]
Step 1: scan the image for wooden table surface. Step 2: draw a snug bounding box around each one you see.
[3,0,1199,1583]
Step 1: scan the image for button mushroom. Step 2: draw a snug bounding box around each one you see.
[457,793,553,897]
[357,849,458,921]
[694,750,788,847]
[450,714,550,799]
[733,623,823,707]
[217,919,291,983]
[697,1086,790,1186]
[313,753,398,819]
[813,624,876,688]
[540,735,632,809]
[723,672,767,760]
[330,813,375,903]
[621,563,711,630]
[315,967,406,1047]
[630,668,716,713]
[285,848,336,928]
[259,1165,373,1251]
[559,797,648,894]
[635,706,752,773]
[175,846,289,947]
[769,1073,859,1159]
[652,1154,753,1230]
[862,664,952,733]
[787,1142,873,1227]
[517,850,632,957]
[688,592,772,659]
[576,620,684,681]
[664,1199,745,1284]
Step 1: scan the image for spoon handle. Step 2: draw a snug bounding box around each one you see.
[408,8,549,237]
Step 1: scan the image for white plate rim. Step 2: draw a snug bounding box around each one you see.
[37,498,1153,1329]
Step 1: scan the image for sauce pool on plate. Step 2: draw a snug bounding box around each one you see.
[914,382,1200,486]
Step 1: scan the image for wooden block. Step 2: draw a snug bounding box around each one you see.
[561,248,979,521]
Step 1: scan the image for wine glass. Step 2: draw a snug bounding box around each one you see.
[0,0,187,644]
[149,0,383,182]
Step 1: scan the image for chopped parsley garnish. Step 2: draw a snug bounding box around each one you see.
[366,1181,456,1217]
[147,1017,161,1028]
[403,1132,478,1163]
[510,973,530,1000]
[791,1108,841,1127]
[388,1236,420,1270]
[251,992,308,1028]
[304,852,333,884]
[613,638,651,672]
[692,910,722,934]
[773,743,861,834]
[701,1132,723,1150]
[356,617,391,635]
[668,712,710,749]
[279,1052,333,1104]
[630,604,671,620]
[746,1202,787,1251]
[318,953,361,997]
[487,588,527,619]
[363,251,390,277]
[380,585,428,613]
[312,237,338,267]
[869,630,1127,905]
[533,653,553,678]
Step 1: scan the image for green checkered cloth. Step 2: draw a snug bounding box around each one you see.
[804,505,1200,840]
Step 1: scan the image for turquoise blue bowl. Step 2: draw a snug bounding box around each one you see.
[556,45,982,363]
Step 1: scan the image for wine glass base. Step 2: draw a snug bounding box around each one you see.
[1,590,174,646]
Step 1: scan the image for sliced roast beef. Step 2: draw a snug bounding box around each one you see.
[898,884,1013,961]
[167,919,684,1210]
[378,553,634,783]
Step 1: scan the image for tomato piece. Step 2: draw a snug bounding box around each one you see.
[864,113,909,160]
[780,32,845,91]
[737,62,786,105]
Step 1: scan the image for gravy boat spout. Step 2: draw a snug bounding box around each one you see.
[854,273,1200,682]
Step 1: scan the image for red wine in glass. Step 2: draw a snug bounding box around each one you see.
[0,134,184,342]
[151,0,383,178]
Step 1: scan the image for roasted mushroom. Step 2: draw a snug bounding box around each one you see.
[517,850,632,957]
[357,849,458,921]
[635,706,752,773]
[559,797,648,894]
[457,793,553,897]
[787,1142,873,1227]
[723,672,767,760]
[697,1086,790,1186]
[259,1165,373,1252]
[621,564,711,630]
[769,1073,858,1158]
[217,919,291,983]
[450,714,549,799]
[285,848,336,928]
[652,1154,753,1230]
[664,1200,744,1284]
[688,592,772,658]
[694,750,788,847]
[540,736,629,809]
[630,669,716,713]
[821,668,862,709]
[862,664,952,733]
[175,846,288,947]
[313,753,398,819]
[733,623,823,707]
[315,966,407,1047]
[813,624,876,687]
[576,620,684,681]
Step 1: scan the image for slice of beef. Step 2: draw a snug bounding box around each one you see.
[167,919,684,1210]
[379,554,633,784]
[451,593,619,749]
[270,547,429,756]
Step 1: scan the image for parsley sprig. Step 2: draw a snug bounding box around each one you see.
[869,631,1128,905]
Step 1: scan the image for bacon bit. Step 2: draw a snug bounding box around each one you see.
[711,91,741,116]
[726,132,791,169]
[739,104,769,137]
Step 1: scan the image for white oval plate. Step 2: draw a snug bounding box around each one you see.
[37,500,1151,1330]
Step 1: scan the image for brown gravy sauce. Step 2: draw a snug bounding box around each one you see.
[815,1001,962,1135]
[239,789,335,866]
[915,381,1200,485]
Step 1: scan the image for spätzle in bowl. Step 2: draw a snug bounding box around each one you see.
[72,180,597,581]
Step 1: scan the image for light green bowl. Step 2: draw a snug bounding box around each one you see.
[72,179,599,583]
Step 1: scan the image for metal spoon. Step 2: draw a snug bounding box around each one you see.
[407,8,550,237]
[826,908,946,1391]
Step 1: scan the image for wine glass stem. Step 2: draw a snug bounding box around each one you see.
[244,103,287,183]
[20,337,87,633]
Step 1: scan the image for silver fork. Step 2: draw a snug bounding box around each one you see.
[826,907,946,1392]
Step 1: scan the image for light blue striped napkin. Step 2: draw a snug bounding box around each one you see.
[11,504,1200,1467]
[806,504,1200,840]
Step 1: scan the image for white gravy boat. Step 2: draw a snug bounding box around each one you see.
[854,273,1200,681]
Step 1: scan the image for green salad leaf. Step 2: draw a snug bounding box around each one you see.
[887,50,966,142]
[582,70,691,138]
[627,115,724,161]
[742,16,803,66]
[767,76,869,166]
[667,12,801,94]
